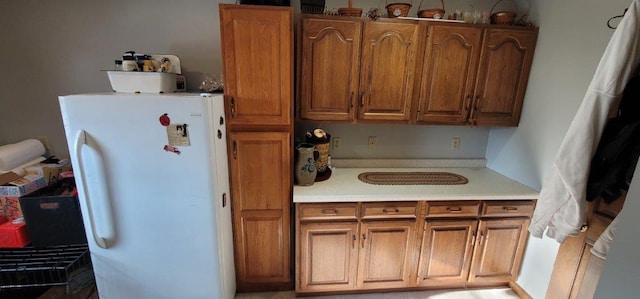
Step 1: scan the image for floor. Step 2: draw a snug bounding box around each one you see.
[235,288,521,299]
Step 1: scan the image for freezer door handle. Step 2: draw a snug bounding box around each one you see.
[74,130,110,249]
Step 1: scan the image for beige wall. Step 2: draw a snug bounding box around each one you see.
[0,0,233,155]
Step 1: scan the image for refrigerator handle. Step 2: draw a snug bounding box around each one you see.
[74,130,110,249]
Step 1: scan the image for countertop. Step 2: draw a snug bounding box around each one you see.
[293,159,539,203]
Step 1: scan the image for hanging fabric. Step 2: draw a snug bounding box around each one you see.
[529,0,640,243]
[586,75,640,203]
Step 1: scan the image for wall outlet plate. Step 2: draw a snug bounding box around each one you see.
[368,136,376,150]
[333,137,341,150]
[451,137,461,151]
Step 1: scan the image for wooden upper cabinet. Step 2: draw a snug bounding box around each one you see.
[359,21,419,121]
[416,25,482,124]
[296,16,537,127]
[472,28,537,126]
[220,5,293,127]
[299,18,362,121]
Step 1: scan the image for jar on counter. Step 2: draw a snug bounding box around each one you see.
[114,59,123,71]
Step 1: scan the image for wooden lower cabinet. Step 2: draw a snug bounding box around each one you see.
[230,131,292,290]
[358,221,416,289]
[468,218,530,284]
[417,219,477,286]
[296,200,534,295]
[299,222,359,292]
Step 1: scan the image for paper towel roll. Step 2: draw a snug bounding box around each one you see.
[0,139,46,171]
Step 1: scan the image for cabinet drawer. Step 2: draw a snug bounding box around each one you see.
[481,201,535,218]
[298,203,358,221]
[361,202,418,220]
[425,201,481,218]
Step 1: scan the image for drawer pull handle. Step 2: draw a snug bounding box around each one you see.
[503,206,519,212]
[382,208,399,213]
[321,208,338,215]
[447,207,462,213]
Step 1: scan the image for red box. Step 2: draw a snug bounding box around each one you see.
[0,221,30,248]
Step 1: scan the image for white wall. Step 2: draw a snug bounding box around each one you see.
[0,0,233,155]
[595,165,640,297]
[485,0,632,298]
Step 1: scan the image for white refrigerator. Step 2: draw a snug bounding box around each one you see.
[58,93,235,299]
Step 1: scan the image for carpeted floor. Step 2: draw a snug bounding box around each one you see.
[235,288,521,299]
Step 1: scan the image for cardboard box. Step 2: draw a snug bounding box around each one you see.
[1,197,22,220]
[24,159,71,184]
[0,173,47,220]
[0,221,30,248]
[0,173,47,197]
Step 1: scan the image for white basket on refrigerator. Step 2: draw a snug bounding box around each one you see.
[106,54,182,94]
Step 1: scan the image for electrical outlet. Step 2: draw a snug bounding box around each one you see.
[368,136,376,150]
[333,137,341,150]
[451,137,461,151]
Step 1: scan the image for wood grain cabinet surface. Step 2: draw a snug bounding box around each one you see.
[296,202,418,293]
[417,25,537,126]
[298,16,420,123]
[296,200,535,295]
[220,4,294,292]
[298,16,538,127]
[221,4,293,127]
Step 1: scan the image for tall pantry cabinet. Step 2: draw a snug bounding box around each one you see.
[219,4,294,291]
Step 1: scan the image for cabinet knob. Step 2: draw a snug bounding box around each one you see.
[232,141,238,159]
[362,233,366,248]
[230,96,236,118]
[350,92,355,109]
[503,206,518,212]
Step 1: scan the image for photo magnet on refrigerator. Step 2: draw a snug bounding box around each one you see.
[166,124,190,146]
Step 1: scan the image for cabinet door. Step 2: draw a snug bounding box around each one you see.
[220,4,293,126]
[228,131,292,290]
[299,18,362,121]
[359,22,419,121]
[298,222,359,292]
[468,218,530,283]
[472,28,537,126]
[417,219,477,287]
[416,25,482,124]
[357,221,416,289]
[546,196,625,299]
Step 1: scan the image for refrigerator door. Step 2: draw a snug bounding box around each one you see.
[59,93,234,299]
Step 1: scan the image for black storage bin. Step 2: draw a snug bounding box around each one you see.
[19,178,87,247]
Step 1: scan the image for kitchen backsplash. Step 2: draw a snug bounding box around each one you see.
[295,121,490,159]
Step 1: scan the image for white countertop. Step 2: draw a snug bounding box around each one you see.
[293,159,539,203]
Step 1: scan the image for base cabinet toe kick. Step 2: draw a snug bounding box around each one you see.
[295,200,535,295]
